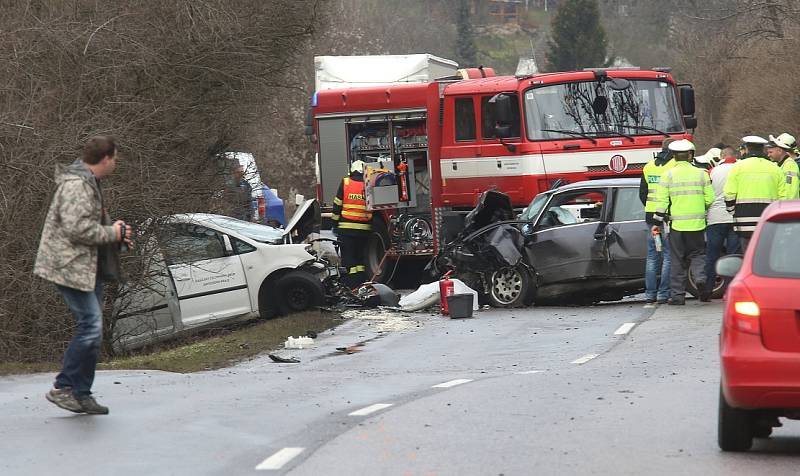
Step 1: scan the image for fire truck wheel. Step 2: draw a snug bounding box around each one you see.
[366,220,391,283]
[488,265,532,308]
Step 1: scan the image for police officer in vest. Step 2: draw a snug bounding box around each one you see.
[767,133,800,200]
[723,136,786,251]
[653,139,715,305]
[640,138,675,305]
[332,160,373,287]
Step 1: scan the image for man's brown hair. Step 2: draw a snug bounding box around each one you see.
[83,135,116,165]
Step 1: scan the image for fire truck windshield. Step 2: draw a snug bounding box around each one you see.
[524,79,684,141]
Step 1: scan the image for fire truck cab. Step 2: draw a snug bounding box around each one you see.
[310,64,696,282]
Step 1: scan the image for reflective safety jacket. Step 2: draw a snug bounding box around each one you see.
[332,175,373,233]
[723,156,785,237]
[780,157,800,200]
[642,158,676,213]
[654,161,714,232]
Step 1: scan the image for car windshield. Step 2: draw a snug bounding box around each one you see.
[753,219,800,279]
[519,192,550,221]
[524,79,684,141]
[203,216,284,243]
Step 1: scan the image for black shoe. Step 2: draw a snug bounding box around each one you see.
[657,298,669,305]
[699,289,712,302]
[668,297,685,306]
[76,396,109,415]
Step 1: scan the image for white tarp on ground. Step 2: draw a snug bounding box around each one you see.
[314,54,459,92]
[399,279,479,312]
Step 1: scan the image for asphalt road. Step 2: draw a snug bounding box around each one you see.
[2,298,799,475]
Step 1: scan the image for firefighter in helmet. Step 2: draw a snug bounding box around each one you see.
[332,160,373,287]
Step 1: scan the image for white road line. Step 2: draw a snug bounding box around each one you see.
[571,354,599,365]
[614,322,636,335]
[255,447,304,471]
[515,370,545,375]
[348,403,393,416]
[432,378,473,388]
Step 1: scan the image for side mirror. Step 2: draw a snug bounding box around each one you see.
[488,93,514,124]
[716,255,743,278]
[679,84,695,116]
[495,125,512,139]
[683,115,698,130]
[592,95,608,116]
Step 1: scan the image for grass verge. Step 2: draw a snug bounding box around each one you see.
[0,310,343,376]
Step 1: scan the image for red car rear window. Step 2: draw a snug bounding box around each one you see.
[753,220,800,279]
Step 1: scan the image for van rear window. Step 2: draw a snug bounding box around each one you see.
[753,220,800,279]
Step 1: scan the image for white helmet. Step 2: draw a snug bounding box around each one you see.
[350,160,365,174]
[769,133,796,151]
[695,147,721,166]
[668,139,695,153]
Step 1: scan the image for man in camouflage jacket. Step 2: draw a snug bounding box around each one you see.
[34,135,131,415]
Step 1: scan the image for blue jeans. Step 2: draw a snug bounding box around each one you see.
[704,223,742,293]
[54,280,104,398]
[645,228,671,301]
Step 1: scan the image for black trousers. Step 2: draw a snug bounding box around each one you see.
[669,229,706,298]
[338,233,369,287]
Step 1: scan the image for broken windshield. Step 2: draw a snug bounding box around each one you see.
[524,80,684,141]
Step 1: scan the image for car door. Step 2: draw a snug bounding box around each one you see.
[112,237,180,351]
[524,188,610,285]
[160,222,251,328]
[606,186,649,277]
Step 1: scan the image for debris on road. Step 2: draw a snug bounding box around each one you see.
[268,354,300,363]
[284,336,315,349]
[399,279,479,313]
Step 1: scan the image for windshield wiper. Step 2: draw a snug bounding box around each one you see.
[592,129,635,142]
[611,124,671,137]
[541,129,597,144]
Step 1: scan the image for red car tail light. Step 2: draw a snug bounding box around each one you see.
[725,282,761,335]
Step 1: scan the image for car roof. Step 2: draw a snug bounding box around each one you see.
[762,199,800,219]
[548,178,640,193]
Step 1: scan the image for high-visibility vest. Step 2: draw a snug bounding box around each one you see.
[338,177,372,231]
[642,158,676,213]
[655,161,714,232]
[723,156,784,237]
[780,157,800,200]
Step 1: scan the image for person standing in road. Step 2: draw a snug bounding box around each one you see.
[34,135,132,415]
[653,139,714,305]
[702,145,741,299]
[724,136,786,251]
[332,160,373,287]
[231,161,254,221]
[639,138,675,305]
[767,133,800,200]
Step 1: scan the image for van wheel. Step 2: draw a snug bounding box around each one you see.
[275,271,325,315]
[688,268,727,299]
[488,265,532,308]
[718,388,753,451]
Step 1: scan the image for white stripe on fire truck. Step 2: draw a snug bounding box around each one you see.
[439,148,661,179]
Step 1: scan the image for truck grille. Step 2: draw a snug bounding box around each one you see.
[587,162,646,173]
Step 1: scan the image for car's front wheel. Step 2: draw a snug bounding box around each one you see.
[488,265,532,308]
[718,388,754,452]
[274,271,325,315]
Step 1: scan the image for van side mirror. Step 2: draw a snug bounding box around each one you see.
[683,115,698,130]
[716,255,743,278]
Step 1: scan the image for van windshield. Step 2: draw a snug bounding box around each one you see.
[524,79,684,141]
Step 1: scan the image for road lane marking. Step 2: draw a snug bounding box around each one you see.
[571,354,599,364]
[614,322,636,335]
[349,403,393,416]
[432,379,473,388]
[515,370,544,375]
[255,447,304,471]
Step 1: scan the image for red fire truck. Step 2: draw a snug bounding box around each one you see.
[309,66,696,281]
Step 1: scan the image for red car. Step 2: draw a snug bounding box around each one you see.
[717,200,800,451]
